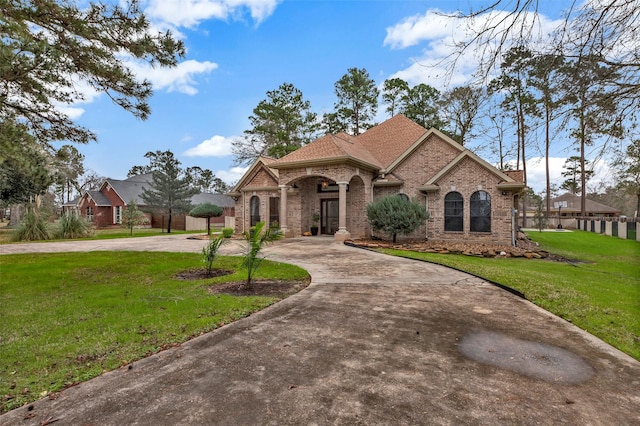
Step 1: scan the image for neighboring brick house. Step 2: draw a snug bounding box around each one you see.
[229,115,526,245]
[78,174,152,227]
[77,174,235,229]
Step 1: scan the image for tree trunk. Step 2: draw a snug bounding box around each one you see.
[167,208,173,234]
[580,112,587,217]
[545,105,551,220]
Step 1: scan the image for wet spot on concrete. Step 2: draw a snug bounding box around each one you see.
[459,331,594,384]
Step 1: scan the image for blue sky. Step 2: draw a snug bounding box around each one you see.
[67,0,600,193]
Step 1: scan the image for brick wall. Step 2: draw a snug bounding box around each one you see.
[425,158,514,244]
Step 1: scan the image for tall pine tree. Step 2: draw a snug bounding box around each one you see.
[140,150,197,233]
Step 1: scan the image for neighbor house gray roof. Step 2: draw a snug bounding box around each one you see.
[190,193,235,208]
[104,173,153,205]
[86,190,111,206]
[62,197,81,207]
[97,173,233,209]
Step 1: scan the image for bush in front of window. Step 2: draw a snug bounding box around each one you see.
[366,195,429,243]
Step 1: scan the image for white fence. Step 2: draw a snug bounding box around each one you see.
[576,218,639,242]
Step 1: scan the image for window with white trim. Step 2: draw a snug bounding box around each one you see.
[114,206,122,224]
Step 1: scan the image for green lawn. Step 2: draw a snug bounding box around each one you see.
[380,231,640,361]
[0,226,206,244]
[0,251,309,413]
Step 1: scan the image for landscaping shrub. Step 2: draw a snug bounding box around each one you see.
[54,213,93,239]
[366,195,429,243]
[222,227,234,238]
[12,208,49,241]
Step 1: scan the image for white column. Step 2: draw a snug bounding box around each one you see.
[279,185,288,237]
[334,181,351,241]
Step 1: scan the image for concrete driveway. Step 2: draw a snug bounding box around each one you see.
[1,235,639,425]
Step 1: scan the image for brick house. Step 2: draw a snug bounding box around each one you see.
[229,115,526,245]
[78,174,235,229]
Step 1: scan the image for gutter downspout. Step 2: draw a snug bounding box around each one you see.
[511,207,516,247]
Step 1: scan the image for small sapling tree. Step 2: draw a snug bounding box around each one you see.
[202,235,226,276]
[241,221,281,289]
[189,203,223,236]
[121,200,149,236]
[532,193,547,232]
[366,195,429,243]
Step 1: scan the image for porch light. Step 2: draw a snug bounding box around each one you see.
[321,180,329,189]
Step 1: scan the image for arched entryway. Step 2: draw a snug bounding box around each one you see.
[277,170,372,240]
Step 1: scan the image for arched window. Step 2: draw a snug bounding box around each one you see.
[470,191,491,232]
[250,196,260,226]
[397,193,409,202]
[444,192,463,232]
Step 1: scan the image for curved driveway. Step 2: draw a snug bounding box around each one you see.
[1,236,639,425]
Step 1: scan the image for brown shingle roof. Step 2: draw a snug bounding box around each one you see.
[274,132,383,169]
[273,115,425,170]
[549,193,620,214]
[503,170,525,183]
[356,114,427,168]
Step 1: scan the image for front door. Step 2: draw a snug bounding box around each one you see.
[321,199,339,235]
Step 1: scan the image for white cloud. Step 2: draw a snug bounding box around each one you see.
[384,8,564,88]
[216,165,248,183]
[183,135,236,157]
[524,157,567,193]
[384,9,458,50]
[127,59,218,95]
[144,0,281,28]
[524,156,614,194]
[55,104,86,120]
[52,78,102,119]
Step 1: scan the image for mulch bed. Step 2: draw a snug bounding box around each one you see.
[347,236,576,263]
[174,269,234,280]
[174,268,311,296]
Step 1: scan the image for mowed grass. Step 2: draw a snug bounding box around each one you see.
[0,251,309,413]
[380,231,640,361]
[0,226,204,244]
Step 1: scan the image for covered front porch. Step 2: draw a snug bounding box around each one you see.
[277,171,372,241]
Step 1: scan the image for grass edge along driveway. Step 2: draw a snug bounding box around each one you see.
[0,251,309,414]
[379,230,640,362]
